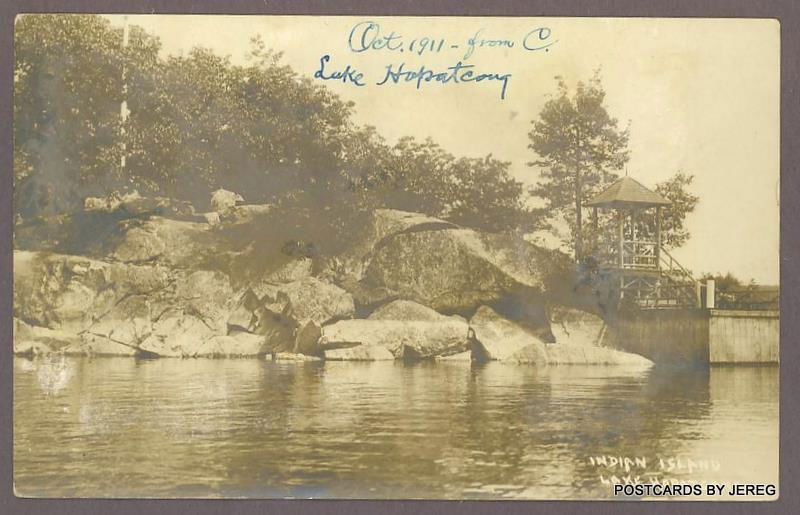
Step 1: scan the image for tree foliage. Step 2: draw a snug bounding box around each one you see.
[528,74,700,257]
[349,137,532,233]
[14,15,161,217]
[528,72,630,258]
[653,172,700,249]
[14,15,532,236]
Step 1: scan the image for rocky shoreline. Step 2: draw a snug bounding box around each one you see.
[13,201,652,368]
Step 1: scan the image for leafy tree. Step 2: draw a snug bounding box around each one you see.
[353,137,533,233]
[14,15,161,217]
[384,137,455,216]
[126,39,359,210]
[444,155,530,233]
[528,72,630,259]
[14,15,532,239]
[653,171,699,249]
[338,124,393,204]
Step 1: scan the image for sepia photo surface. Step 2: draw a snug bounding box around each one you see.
[12,15,779,500]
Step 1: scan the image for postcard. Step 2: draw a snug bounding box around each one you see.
[12,14,779,500]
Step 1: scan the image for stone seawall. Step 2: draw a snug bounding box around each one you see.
[611,308,778,365]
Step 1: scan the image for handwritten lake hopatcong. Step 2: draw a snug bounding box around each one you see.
[12,15,779,500]
[316,55,515,99]
[312,22,557,98]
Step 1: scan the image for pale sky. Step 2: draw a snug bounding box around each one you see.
[105,15,780,284]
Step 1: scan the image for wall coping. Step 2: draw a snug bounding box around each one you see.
[709,309,779,319]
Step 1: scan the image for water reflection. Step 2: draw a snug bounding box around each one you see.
[14,357,778,499]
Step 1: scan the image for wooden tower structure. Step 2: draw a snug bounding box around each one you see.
[586,177,700,308]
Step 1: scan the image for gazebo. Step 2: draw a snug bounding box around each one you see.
[585,176,699,308]
[586,176,671,270]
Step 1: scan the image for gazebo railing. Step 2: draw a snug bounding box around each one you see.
[592,240,659,269]
[621,240,658,269]
[592,241,701,308]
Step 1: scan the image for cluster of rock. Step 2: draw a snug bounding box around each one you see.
[13,196,652,367]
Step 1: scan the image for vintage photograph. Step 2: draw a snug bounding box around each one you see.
[12,15,779,499]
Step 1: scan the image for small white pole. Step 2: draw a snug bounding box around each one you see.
[706,279,716,309]
[120,16,129,171]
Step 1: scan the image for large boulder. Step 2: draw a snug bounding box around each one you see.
[324,344,395,361]
[260,257,312,284]
[77,333,141,356]
[82,295,153,350]
[360,228,509,312]
[12,251,246,358]
[469,306,652,367]
[210,188,245,213]
[550,306,608,347]
[192,332,268,358]
[335,277,399,316]
[322,299,470,361]
[80,269,234,356]
[174,270,234,333]
[538,342,654,366]
[13,251,172,333]
[270,277,354,326]
[136,314,217,357]
[110,217,221,268]
[13,317,142,356]
[320,318,470,359]
[227,277,355,356]
[368,299,449,321]
[319,208,458,285]
[13,318,84,356]
[469,306,547,362]
[346,210,567,313]
[339,209,457,275]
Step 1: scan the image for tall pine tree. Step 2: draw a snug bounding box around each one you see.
[528,72,629,260]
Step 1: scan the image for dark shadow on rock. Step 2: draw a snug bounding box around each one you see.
[488,285,555,343]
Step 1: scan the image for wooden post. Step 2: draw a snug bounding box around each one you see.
[655,206,662,269]
[617,208,625,302]
[629,209,636,268]
[591,207,598,256]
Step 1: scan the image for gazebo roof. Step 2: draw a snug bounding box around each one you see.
[586,176,671,208]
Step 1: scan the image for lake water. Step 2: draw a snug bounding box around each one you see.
[13,357,779,499]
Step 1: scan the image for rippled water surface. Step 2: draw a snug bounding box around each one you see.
[13,357,778,499]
